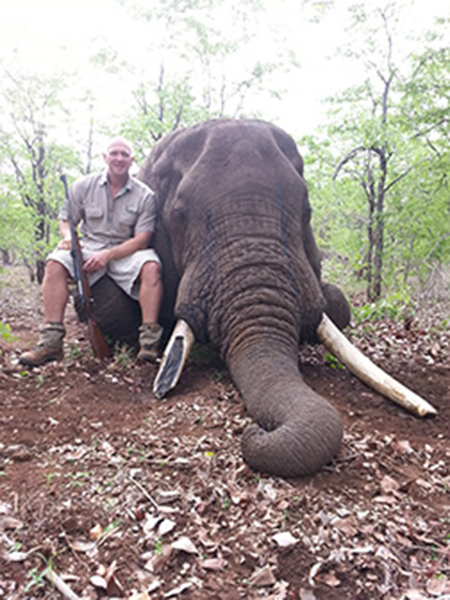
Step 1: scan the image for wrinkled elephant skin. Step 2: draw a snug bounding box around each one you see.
[138,118,351,478]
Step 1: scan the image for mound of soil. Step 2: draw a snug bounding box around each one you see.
[1,266,449,599]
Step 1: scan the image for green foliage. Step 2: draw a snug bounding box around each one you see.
[107,0,293,150]
[304,8,450,301]
[111,343,135,369]
[323,353,344,370]
[119,76,210,160]
[0,321,15,342]
[25,566,46,593]
[0,69,83,280]
[352,290,412,324]
[154,536,163,555]
[67,343,84,360]
[66,470,93,488]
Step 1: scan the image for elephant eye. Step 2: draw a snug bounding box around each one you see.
[173,206,186,221]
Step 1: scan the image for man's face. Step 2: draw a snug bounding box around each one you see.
[104,141,134,179]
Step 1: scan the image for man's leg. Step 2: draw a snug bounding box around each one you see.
[139,261,163,323]
[42,260,71,322]
[19,260,70,366]
[137,261,163,362]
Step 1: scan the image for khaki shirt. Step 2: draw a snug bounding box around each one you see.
[59,172,157,251]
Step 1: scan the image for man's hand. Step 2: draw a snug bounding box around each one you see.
[57,238,72,251]
[83,249,112,273]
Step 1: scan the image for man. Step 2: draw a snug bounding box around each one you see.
[20,137,163,366]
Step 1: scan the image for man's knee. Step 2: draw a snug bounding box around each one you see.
[140,261,161,285]
[44,260,70,283]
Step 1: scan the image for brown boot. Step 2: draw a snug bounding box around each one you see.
[137,322,163,363]
[19,322,65,367]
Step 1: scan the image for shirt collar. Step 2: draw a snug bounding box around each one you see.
[100,171,133,190]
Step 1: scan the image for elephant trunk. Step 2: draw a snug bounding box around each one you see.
[229,349,343,478]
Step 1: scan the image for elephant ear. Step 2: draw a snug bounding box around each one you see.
[139,124,209,204]
[321,282,351,332]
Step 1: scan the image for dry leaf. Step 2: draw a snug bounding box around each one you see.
[332,517,358,536]
[380,475,400,494]
[101,440,116,459]
[272,531,299,548]
[65,447,87,461]
[426,576,450,595]
[395,440,414,454]
[6,551,33,562]
[415,478,432,490]
[158,518,176,536]
[373,495,397,504]
[143,514,162,536]
[163,581,192,597]
[90,574,107,590]
[429,342,441,358]
[403,590,429,599]
[309,561,324,586]
[159,490,181,504]
[299,589,317,600]
[1,516,24,530]
[171,536,198,554]
[69,539,97,554]
[144,545,172,573]
[0,502,11,515]
[89,523,103,540]
[200,557,227,571]
[249,565,276,587]
[92,560,124,597]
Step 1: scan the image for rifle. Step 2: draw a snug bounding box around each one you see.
[60,174,111,359]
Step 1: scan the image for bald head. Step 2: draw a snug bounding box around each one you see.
[105,137,134,158]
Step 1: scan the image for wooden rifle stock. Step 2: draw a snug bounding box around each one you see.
[60,174,111,359]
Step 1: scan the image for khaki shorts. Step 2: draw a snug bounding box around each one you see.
[46,247,161,301]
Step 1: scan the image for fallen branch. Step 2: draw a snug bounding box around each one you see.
[43,567,80,600]
[129,474,160,510]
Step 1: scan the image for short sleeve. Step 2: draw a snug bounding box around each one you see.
[134,188,158,234]
[58,178,85,225]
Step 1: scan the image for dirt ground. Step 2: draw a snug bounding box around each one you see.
[1,266,449,600]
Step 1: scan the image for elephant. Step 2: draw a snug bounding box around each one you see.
[90,118,436,478]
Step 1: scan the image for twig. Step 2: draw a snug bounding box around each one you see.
[128,474,160,510]
[43,567,80,600]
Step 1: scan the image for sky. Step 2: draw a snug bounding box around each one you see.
[0,0,448,144]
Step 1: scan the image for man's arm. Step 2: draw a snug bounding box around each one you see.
[56,221,73,251]
[82,231,152,273]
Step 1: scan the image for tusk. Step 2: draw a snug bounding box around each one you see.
[317,313,437,417]
[153,319,195,399]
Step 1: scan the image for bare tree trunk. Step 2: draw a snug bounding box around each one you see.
[36,259,46,284]
[373,149,387,299]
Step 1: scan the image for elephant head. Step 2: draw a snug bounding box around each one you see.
[134,118,435,479]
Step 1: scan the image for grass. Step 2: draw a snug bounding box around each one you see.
[66,470,93,488]
[0,321,16,342]
[111,343,135,369]
[25,566,47,593]
[323,352,345,370]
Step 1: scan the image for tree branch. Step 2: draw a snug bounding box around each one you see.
[333,146,367,180]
